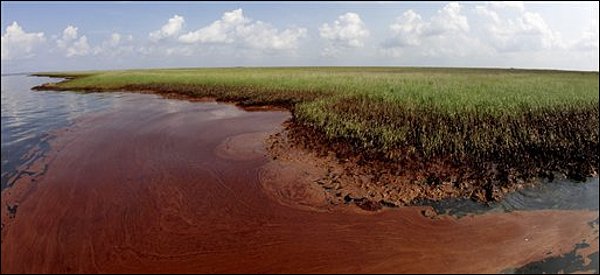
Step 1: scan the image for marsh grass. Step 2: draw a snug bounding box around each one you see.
[33,67,599,180]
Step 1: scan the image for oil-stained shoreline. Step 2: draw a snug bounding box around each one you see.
[31,67,599,204]
[1,91,598,273]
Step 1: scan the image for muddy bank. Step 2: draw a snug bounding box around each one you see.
[265,122,600,212]
[263,123,522,209]
[1,94,598,273]
[271,121,598,208]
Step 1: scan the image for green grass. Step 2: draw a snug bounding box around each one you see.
[33,67,599,177]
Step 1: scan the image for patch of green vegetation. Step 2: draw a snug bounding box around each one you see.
[33,67,599,178]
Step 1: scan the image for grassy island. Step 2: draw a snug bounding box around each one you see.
[33,67,599,202]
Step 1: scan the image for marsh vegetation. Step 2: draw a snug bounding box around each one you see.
[33,67,599,201]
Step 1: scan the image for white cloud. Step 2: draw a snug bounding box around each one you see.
[93,32,135,56]
[571,19,598,51]
[320,12,370,48]
[383,2,479,57]
[178,9,246,44]
[69,36,91,57]
[382,1,570,60]
[386,10,425,47]
[165,45,195,57]
[149,15,184,41]
[319,12,369,56]
[237,22,307,50]
[429,2,469,35]
[64,25,78,40]
[108,33,121,47]
[56,25,91,57]
[474,3,562,52]
[1,22,46,60]
[488,1,525,12]
[178,9,306,51]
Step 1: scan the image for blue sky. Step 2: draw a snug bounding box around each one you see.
[2,1,598,72]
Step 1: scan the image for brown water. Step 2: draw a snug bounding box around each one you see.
[1,78,598,273]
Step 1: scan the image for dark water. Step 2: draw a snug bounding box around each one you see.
[419,177,599,218]
[511,243,598,274]
[2,75,133,189]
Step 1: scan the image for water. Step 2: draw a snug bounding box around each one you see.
[2,75,128,189]
[418,177,599,218]
[4,74,597,212]
[1,75,598,273]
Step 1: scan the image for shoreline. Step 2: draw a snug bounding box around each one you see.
[1,83,598,273]
[264,121,599,213]
[263,123,532,212]
[30,73,598,205]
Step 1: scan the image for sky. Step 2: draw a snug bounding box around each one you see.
[1,1,598,73]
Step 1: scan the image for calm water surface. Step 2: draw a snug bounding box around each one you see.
[2,75,157,189]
